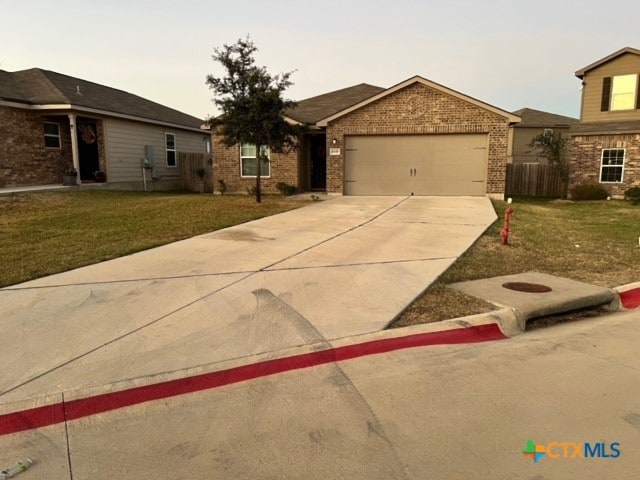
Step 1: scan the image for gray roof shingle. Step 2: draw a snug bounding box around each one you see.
[570,121,640,135]
[286,83,385,125]
[0,68,203,128]
[512,107,578,127]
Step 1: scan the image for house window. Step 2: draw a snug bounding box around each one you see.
[543,128,553,136]
[166,133,176,167]
[603,74,638,111]
[44,122,61,149]
[240,143,270,177]
[600,148,625,183]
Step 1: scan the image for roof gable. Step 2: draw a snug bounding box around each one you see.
[0,68,203,129]
[285,83,384,125]
[511,107,578,127]
[317,76,520,126]
[575,47,640,79]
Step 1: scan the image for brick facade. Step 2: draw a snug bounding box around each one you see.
[570,133,640,197]
[326,82,510,194]
[0,106,73,186]
[0,107,112,186]
[0,107,109,187]
[213,132,300,194]
[212,82,511,196]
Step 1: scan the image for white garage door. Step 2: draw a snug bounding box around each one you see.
[344,134,488,195]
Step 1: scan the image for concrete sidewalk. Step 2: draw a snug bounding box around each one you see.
[0,196,496,402]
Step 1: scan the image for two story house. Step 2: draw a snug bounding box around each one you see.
[571,47,640,197]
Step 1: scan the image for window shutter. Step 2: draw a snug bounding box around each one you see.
[637,75,640,110]
[601,77,611,111]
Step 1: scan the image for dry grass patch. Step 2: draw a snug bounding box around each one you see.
[0,191,306,287]
[392,198,640,327]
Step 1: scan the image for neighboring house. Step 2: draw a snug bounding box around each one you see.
[0,68,209,189]
[213,76,520,197]
[510,108,578,164]
[570,47,640,197]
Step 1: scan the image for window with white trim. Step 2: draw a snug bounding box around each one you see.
[44,122,61,149]
[166,133,176,167]
[240,143,270,177]
[600,148,625,183]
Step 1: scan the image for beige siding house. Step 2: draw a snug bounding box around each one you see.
[103,118,208,187]
[213,76,520,197]
[570,47,640,197]
[0,68,208,190]
[510,108,578,164]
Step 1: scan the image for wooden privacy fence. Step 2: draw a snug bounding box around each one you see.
[505,163,563,197]
[179,152,213,193]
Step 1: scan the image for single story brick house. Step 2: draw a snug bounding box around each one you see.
[213,76,521,197]
[570,47,640,197]
[510,108,578,164]
[0,68,209,190]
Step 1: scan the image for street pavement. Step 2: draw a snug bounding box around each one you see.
[1,309,638,479]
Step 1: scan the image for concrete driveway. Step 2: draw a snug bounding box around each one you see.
[0,196,496,402]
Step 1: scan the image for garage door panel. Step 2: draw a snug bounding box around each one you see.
[345,134,487,196]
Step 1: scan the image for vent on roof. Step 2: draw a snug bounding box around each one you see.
[76,85,82,95]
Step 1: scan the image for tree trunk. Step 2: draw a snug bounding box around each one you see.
[560,161,570,200]
[255,140,262,203]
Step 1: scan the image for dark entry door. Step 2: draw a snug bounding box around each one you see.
[310,135,327,190]
[77,122,99,180]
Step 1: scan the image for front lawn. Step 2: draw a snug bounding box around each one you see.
[393,198,640,327]
[0,191,306,287]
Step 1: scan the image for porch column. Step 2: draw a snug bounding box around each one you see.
[69,113,81,185]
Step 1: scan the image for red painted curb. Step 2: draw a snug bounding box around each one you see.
[0,323,506,437]
[619,288,640,309]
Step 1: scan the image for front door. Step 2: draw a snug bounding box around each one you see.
[77,121,99,180]
[309,135,327,190]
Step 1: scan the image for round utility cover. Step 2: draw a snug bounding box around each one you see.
[502,282,552,293]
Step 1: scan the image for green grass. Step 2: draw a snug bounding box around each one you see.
[393,198,640,327]
[0,191,306,287]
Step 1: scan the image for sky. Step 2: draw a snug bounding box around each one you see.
[1,0,639,121]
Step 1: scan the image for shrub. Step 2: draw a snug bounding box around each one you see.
[275,182,298,196]
[570,183,609,201]
[624,187,640,205]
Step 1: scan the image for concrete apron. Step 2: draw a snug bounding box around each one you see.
[0,196,496,403]
[450,272,619,332]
